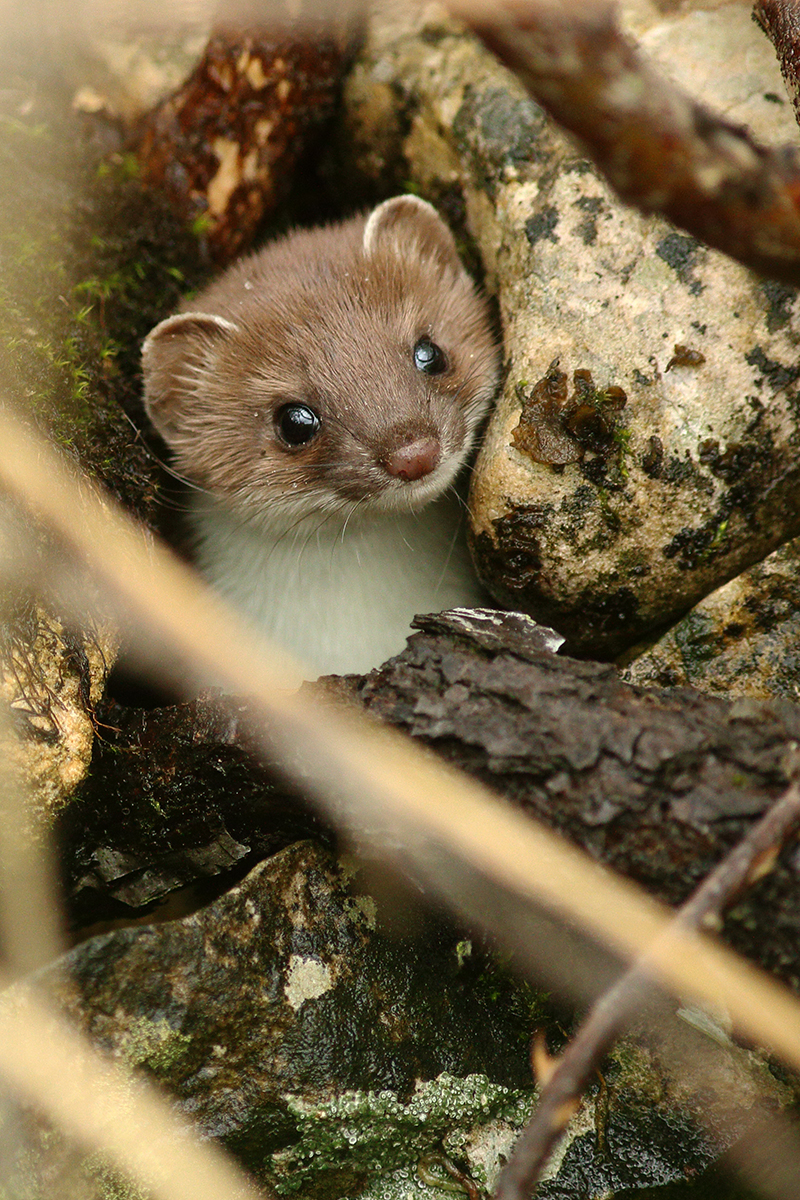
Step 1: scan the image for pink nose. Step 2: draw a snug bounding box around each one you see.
[383,438,441,482]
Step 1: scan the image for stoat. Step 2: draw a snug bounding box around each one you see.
[142,195,500,678]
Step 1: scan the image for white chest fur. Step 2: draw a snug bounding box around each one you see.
[189,491,485,679]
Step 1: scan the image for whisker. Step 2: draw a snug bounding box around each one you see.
[118,410,212,496]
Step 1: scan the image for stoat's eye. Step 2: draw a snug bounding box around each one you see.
[413,337,447,375]
[275,403,321,447]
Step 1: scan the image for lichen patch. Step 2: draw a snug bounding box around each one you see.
[284,954,334,1010]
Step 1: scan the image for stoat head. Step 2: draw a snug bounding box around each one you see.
[142,195,500,531]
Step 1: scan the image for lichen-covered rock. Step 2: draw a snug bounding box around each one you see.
[15,841,538,1198]
[68,15,212,121]
[340,1,800,658]
[621,535,800,701]
[6,839,779,1199]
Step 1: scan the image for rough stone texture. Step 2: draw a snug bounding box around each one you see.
[340,1,800,658]
[7,840,779,1199]
[0,605,117,822]
[621,535,800,701]
[17,841,541,1199]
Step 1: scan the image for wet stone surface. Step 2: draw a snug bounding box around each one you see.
[621,536,800,703]
[9,838,772,1199]
[20,841,541,1198]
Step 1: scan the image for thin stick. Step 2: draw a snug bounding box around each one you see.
[495,778,800,1199]
[0,705,65,979]
[451,0,800,286]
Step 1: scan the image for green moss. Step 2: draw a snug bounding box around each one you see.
[269,1073,536,1198]
[0,91,207,524]
[118,1017,194,1075]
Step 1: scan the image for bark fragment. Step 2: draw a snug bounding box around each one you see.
[136,22,357,264]
[355,609,800,989]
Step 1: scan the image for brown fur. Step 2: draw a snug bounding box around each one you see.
[142,196,499,533]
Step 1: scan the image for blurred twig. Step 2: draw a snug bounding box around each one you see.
[495,776,800,1200]
[0,706,65,979]
[0,977,266,1200]
[451,0,800,285]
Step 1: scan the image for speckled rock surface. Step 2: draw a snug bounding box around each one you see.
[341,1,800,657]
[621,535,800,701]
[6,839,779,1199]
[0,605,117,821]
[25,840,540,1197]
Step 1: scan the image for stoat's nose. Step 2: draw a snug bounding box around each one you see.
[382,437,441,482]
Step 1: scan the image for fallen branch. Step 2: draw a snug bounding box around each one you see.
[494,776,800,1200]
[452,0,800,286]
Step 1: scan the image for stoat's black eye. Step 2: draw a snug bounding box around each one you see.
[275,403,321,447]
[413,337,447,375]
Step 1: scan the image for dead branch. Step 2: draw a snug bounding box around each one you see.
[494,778,800,1200]
[754,0,800,127]
[451,0,800,286]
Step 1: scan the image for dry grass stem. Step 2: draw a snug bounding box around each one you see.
[0,977,266,1200]
[0,708,65,979]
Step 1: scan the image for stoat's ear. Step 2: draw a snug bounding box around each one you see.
[362,194,464,277]
[141,312,239,443]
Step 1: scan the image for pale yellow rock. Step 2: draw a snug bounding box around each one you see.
[621,537,800,702]
[1,608,118,821]
[342,0,800,657]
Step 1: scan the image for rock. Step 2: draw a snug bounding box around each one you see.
[340,1,800,658]
[7,839,782,1198]
[61,693,321,926]
[621,535,800,701]
[0,604,117,823]
[67,18,212,122]
[17,841,538,1197]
